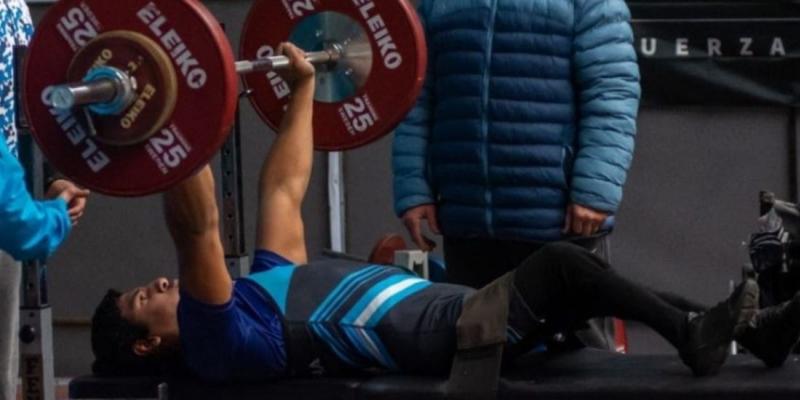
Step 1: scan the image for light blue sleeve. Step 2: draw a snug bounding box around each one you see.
[391,0,436,217]
[571,0,641,213]
[0,139,71,261]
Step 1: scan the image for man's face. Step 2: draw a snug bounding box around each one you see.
[118,277,180,338]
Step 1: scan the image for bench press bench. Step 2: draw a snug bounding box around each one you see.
[69,349,800,400]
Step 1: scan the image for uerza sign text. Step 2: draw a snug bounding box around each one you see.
[634,19,800,59]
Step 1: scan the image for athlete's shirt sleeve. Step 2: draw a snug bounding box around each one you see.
[251,249,294,273]
[177,294,242,380]
[178,282,287,381]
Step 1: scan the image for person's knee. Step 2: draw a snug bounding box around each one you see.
[515,243,576,284]
[537,242,590,266]
[537,242,606,275]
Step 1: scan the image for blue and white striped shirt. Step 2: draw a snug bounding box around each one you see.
[178,250,432,382]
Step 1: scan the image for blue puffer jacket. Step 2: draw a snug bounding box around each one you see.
[0,0,71,261]
[393,0,640,241]
[0,139,71,262]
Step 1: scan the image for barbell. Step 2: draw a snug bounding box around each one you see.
[48,44,346,111]
[24,0,427,196]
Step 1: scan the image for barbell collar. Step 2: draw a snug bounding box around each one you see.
[47,66,136,115]
[49,79,117,110]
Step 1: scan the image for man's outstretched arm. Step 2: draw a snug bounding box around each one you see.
[256,43,316,265]
[164,165,230,304]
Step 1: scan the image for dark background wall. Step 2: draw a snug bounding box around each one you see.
[24,1,794,376]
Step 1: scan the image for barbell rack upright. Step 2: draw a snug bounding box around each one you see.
[16,45,57,400]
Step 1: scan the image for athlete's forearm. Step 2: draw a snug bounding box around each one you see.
[164,165,219,240]
[261,78,315,205]
[254,44,315,263]
[164,165,232,303]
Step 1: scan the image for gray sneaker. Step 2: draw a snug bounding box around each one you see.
[679,279,759,377]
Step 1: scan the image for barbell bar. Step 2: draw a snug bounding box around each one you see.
[48,44,345,112]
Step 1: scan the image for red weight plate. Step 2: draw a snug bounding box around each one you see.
[241,0,428,151]
[368,233,408,265]
[24,0,238,196]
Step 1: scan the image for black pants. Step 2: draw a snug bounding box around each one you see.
[379,242,703,374]
[508,243,695,352]
[444,236,708,340]
[444,235,618,350]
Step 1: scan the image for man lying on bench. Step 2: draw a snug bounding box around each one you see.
[90,43,800,383]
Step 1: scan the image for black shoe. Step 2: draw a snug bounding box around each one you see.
[679,279,759,377]
[736,293,800,368]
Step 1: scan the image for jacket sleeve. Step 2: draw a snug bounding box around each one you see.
[570,0,641,213]
[392,0,436,217]
[0,140,71,261]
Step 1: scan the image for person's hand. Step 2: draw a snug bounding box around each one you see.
[401,204,440,252]
[563,203,608,237]
[277,42,315,87]
[46,179,90,226]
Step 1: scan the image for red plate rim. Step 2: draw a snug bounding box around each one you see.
[23,0,240,197]
[239,0,428,151]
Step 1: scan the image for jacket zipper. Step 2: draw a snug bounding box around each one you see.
[482,0,498,237]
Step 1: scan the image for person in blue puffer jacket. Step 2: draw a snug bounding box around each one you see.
[0,0,89,262]
[393,0,640,348]
[0,140,88,260]
[1,2,90,399]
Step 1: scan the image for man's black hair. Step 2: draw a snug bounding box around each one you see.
[90,289,182,377]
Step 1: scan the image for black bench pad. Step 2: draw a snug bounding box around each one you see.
[70,350,800,400]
